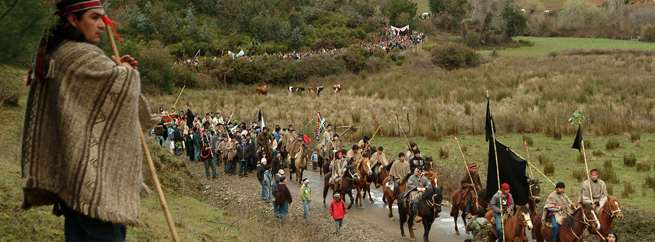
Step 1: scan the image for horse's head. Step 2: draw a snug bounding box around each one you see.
[608,196,624,219]
[423,171,439,187]
[581,202,601,232]
[359,157,373,176]
[425,156,433,171]
[520,209,534,230]
[423,186,443,215]
[346,165,360,181]
[530,179,541,203]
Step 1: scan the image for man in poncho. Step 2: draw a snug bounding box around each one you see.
[21,0,158,240]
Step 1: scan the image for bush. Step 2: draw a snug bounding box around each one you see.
[552,129,562,140]
[422,41,439,52]
[577,153,585,163]
[636,161,651,172]
[624,153,636,167]
[430,42,480,70]
[621,181,636,198]
[523,135,534,147]
[0,68,24,106]
[599,164,620,184]
[544,162,555,176]
[295,54,346,79]
[607,183,613,195]
[645,175,655,189]
[606,138,620,150]
[464,31,481,48]
[119,40,177,94]
[630,131,641,142]
[439,145,450,159]
[359,70,368,79]
[641,25,655,42]
[340,44,369,72]
[572,168,586,182]
[538,154,549,165]
[592,149,604,156]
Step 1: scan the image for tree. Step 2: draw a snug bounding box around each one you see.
[385,0,417,26]
[502,6,527,37]
[428,0,446,14]
[0,0,49,66]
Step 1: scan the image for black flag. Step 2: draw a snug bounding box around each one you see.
[485,96,496,142]
[572,124,583,151]
[486,140,530,206]
[186,108,195,129]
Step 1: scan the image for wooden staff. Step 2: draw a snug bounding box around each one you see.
[524,141,534,182]
[106,24,180,242]
[391,111,411,150]
[173,85,185,108]
[454,137,480,208]
[363,125,383,154]
[489,118,504,242]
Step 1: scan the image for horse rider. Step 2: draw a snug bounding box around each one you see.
[327,134,343,161]
[357,135,371,154]
[405,143,420,159]
[329,150,348,192]
[405,167,432,223]
[579,169,608,213]
[389,153,411,204]
[461,163,483,219]
[408,149,426,172]
[256,127,273,153]
[288,135,305,173]
[317,124,334,158]
[370,146,389,188]
[543,182,573,242]
[346,145,362,166]
[490,183,514,242]
[281,125,297,159]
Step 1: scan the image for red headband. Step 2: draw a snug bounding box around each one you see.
[335,151,342,156]
[590,170,599,174]
[469,164,477,168]
[58,1,103,16]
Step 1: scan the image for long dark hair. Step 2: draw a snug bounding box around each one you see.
[45,0,90,53]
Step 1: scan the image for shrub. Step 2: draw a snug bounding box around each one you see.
[592,150,604,156]
[636,161,651,172]
[577,153,585,163]
[630,131,641,142]
[340,44,369,72]
[624,153,636,167]
[538,154,549,165]
[295,54,346,79]
[621,181,635,198]
[430,42,480,70]
[606,138,620,150]
[599,160,620,184]
[359,70,368,79]
[119,40,176,94]
[351,110,361,123]
[422,41,439,52]
[607,183,613,195]
[544,162,555,176]
[464,31,481,48]
[0,68,24,106]
[523,135,534,146]
[572,168,586,182]
[646,175,655,189]
[584,140,592,149]
[641,25,655,42]
[552,129,562,140]
[439,144,450,159]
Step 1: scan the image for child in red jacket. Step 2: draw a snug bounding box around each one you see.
[329,193,347,234]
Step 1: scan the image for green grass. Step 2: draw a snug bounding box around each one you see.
[348,133,655,211]
[479,36,655,57]
[413,0,431,15]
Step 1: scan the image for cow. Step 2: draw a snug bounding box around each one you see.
[308,86,324,96]
[256,86,268,95]
[332,84,342,94]
[287,86,305,94]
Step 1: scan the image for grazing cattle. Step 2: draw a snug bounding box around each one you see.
[287,86,305,94]
[308,86,324,96]
[256,86,268,95]
[332,84,342,93]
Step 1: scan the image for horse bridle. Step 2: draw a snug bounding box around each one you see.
[566,207,600,241]
[529,183,540,202]
[425,192,442,221]
[601,200,622,218]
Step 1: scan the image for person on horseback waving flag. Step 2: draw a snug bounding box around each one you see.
[543,182,574,242]
[329,150,348,192]
[491,183,514,242]
[461,163,483,219]
[405,167,432,223]
[579,169,608,213]
[370,146,389,188]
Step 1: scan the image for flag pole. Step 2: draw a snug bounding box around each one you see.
[490,118,505,242]
[455,137,480,208]
[579,121,594,209]
[363,125,383,154]
[173,85,185,108]
[105,24,180,242]
[391,111,412,150]
[524,141,534,182]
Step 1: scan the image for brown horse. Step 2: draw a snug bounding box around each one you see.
[573,196,623,242]
[484,206,533,242]
[322,165,360,209]
[526,179,542,220]
[450,189,484,235]
[290,143,308,184]
[354,156,374,209]
[533,202,601,242]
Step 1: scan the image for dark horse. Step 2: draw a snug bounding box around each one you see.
[398,186,443,242]
[322,165,360,209]
[533,202,601,242]
[450,188,484,235]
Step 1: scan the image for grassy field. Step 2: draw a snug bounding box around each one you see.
[413,0,431,15]
[479,36,655,56]
[352,133,655,211]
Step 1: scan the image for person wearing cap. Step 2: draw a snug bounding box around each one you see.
[465,209,493,242]
[318,124,334,159]
[357,135,371,153]
[406,167,432,222]
[544,182,573,242]
[329,150,348,192]
[327,133,343,162]
[20,0,160,239]
[408,149,426,172]
[389,152,411,203]
[578,168,608,213]
[300,178,312,219]
[274,177,292,220]
[461,163,483,219]
[236,139,252,178]
[329,193,348,234]
[257,158,272,203]
[490,183,514,242]
[370,146,389,188]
